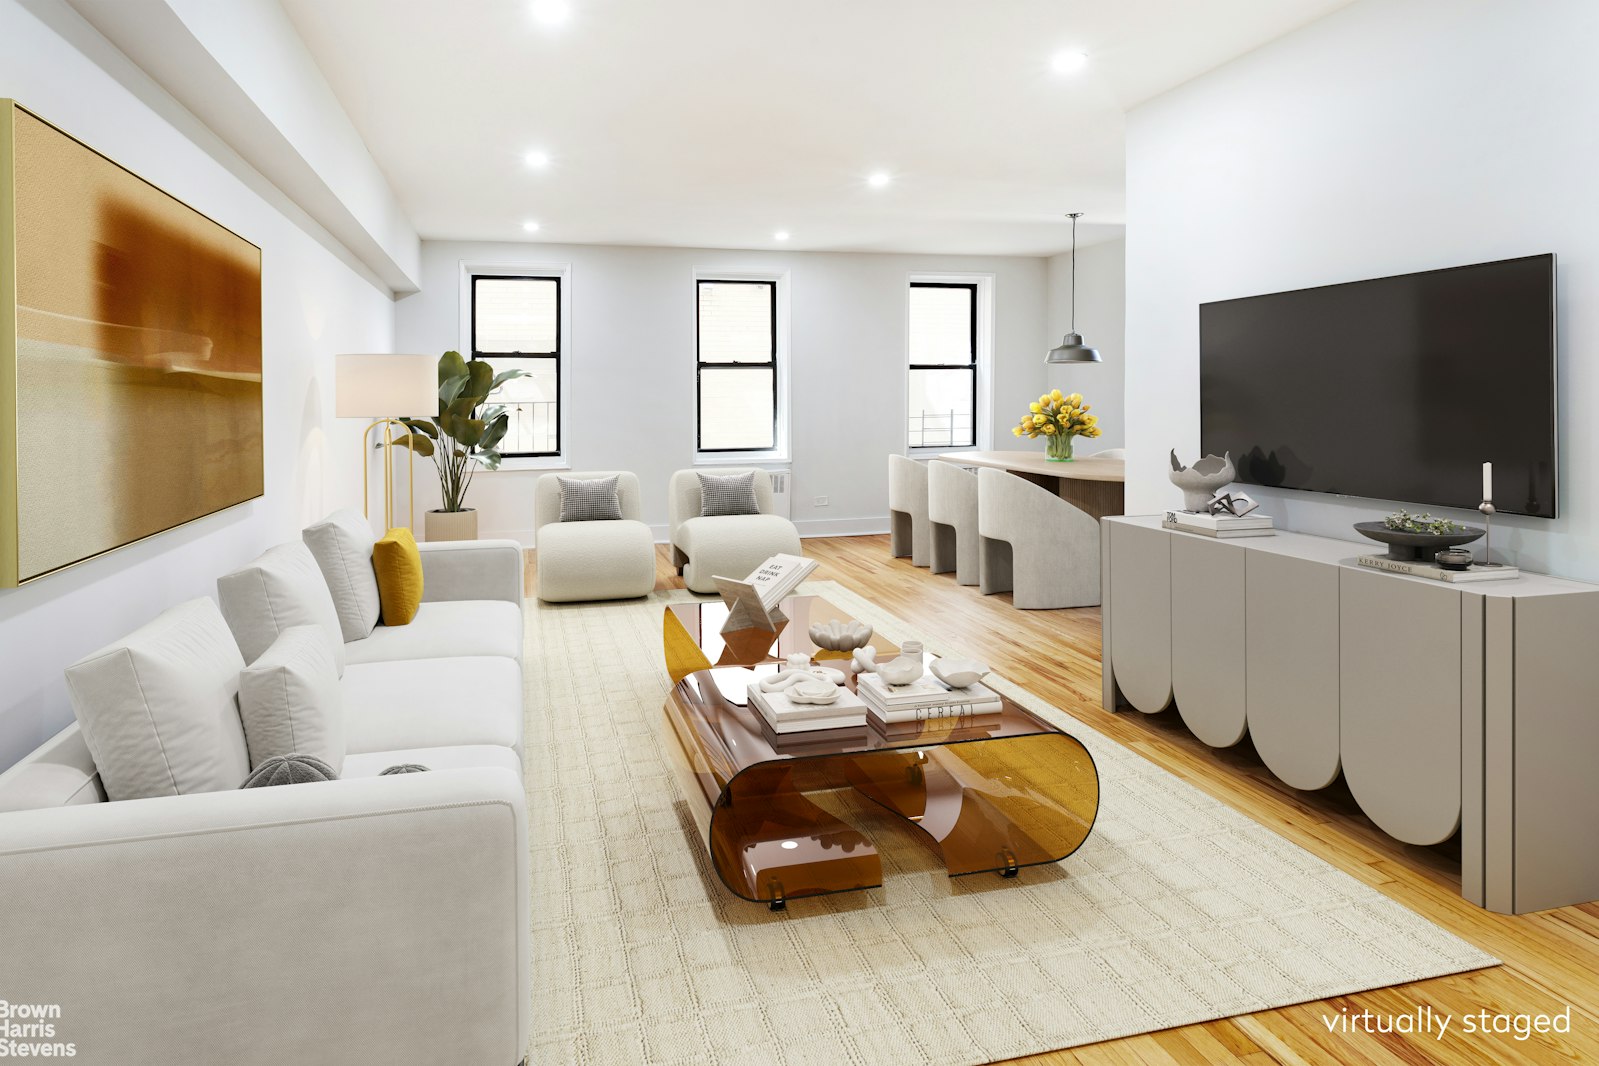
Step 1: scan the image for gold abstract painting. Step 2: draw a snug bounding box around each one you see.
[0,102,263,586]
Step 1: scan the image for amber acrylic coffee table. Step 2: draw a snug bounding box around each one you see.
[662,594,1100,909]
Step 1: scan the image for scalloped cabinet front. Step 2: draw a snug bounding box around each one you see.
[1100,514,1599,913]
[1106,521,1172,713]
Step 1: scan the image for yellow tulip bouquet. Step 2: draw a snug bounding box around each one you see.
[1013,389,1101,462]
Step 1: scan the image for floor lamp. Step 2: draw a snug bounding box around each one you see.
[335,353,439,531]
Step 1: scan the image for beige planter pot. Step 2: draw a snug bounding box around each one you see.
[424,508,478,542]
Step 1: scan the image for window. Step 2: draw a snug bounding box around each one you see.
[907,282,978,448]
[470,274,560,458]
[696,279,777,452]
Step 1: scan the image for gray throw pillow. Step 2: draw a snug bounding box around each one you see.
[698,471,760,516]
[241,754,338,788]
[558,474,623,522]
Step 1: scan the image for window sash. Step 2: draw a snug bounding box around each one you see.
[908,282,978,449]
[471,275,562,458]
[697,279,778,452]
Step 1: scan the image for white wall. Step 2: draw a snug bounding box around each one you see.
[0,0,394,772]
[1047,238,1125,452]
[395,241,1050,541]
[1125,0,1599,579]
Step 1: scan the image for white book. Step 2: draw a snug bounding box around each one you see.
[744,553,818,610]
[755,706,868,734]
[857,670,999,709]
[867,700,1004,725]
[1165,510,1274,530]
[749,686,868,726]
[1355,555,1521,583]
[1162,519,1275,539]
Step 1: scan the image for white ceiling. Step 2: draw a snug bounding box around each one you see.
[281,0,1350,256]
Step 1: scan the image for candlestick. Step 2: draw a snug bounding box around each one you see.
[1482,461,1493,503]
[1478,499,1499,567]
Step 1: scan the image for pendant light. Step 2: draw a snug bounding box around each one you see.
[1047,212,1102,364]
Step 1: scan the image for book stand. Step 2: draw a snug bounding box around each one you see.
[712,576,788,657]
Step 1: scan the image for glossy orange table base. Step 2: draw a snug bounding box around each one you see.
[662,596,1101,909]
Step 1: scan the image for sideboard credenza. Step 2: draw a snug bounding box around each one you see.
[1101,514,1599,915]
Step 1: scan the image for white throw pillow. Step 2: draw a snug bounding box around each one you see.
[65,598,250,801]
[238,626,345,774]
[217,542,348,675]
[303,510,381,642]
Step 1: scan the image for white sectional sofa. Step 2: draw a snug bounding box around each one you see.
[0,526,531,1066]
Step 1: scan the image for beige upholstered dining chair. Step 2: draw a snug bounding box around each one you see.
[927,461,979,585]
[887,455,931,567]
[977,467,1100,609]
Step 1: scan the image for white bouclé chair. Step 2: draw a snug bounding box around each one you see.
[534,471,657,602]
[927,461,979,585]
[668,468,801,594]
[888,454,931,567]
[977,467,1101,609]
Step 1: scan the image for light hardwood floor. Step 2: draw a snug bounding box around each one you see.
[527,535,1599,1066]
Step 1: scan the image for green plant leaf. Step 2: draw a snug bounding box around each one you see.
[399,418,438,438]
[453,418,487,447]
[480,416,509,451]
[390,433,436,456]
[479,451,503,471]
[464,360,494,401]
[488,368,528,393]
[438,350,468,385]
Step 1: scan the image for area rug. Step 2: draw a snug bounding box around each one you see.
[522,580,1495,1066]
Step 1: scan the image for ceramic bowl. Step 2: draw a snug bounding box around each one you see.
[808,619,874,652]
[1353,521,1484,562]
[929,657,990,689]
[1434,547,1475,572]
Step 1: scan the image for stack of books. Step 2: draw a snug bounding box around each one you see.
[747,682,867,734]
[1162,510,1275,538]
[856,670,1002,726]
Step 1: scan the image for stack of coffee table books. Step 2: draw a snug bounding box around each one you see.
[746,682,868,734]
[856,671,1003,727]
[1162,510,1275,538]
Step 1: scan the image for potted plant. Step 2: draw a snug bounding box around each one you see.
[390,351,525,541]
[1012,389,1101,461]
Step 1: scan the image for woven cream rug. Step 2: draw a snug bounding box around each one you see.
[523,580,1494,1066]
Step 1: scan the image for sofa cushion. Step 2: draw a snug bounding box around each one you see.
[217,542,348,675]
[340,656,523,759]
[373,527,424,626]
[536,520,655,603]
[238,626,345,773]
[64,598,250,801]
[697,470,759,516]
[558,474,623,522]
[342,744,522,779]
[343,600,524,666]
[302,510,381,642]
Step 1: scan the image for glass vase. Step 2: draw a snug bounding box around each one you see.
[1045,433,1076,462]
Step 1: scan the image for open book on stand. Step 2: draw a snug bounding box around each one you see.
[712,553,817,634]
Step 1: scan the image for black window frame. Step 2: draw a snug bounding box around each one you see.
[469,273,562,459]
[907,281,979,449]
[695,278,779,454]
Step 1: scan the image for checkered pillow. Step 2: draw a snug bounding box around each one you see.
[558,475,623,522]
[697,471,760,516]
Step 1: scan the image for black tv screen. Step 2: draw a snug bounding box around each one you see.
[1200,254,1557,518]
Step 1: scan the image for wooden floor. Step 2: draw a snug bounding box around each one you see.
[527,536,1599,1066]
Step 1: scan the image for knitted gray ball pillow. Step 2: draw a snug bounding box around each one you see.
[241,753,338,788]
[379,763,430,775]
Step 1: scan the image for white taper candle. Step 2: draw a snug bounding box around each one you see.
[1483,461,1493,502]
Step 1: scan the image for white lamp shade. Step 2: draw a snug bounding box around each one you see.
[335,353,438,419]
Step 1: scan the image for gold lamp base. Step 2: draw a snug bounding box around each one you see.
[362,418,416,531]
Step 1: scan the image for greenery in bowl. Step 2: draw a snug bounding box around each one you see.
[1382,509,1468,535]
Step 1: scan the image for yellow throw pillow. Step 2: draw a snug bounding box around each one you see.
[372,528,423,626]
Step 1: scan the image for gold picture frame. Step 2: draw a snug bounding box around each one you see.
[0,101,263,587]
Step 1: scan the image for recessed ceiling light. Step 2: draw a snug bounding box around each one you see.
[1051,50,1089,75]
[523,149,551,169]
[867,171,892,189]
[774,230,790,241]
[522,220,541,233]
[529,0,572,28]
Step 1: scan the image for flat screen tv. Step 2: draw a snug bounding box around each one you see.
[1200,254,1557,518]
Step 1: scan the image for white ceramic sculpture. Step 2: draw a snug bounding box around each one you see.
[929,657,990,689]
[876,640,925,686]
[808,619,874,652]
[1169,450,1236,512]
[787,680,841,705]
[758,661,847,691]
[851,646,878,673]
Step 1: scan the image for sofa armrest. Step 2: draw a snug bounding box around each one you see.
[0,769,529,1066]
[418,538,523,605]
